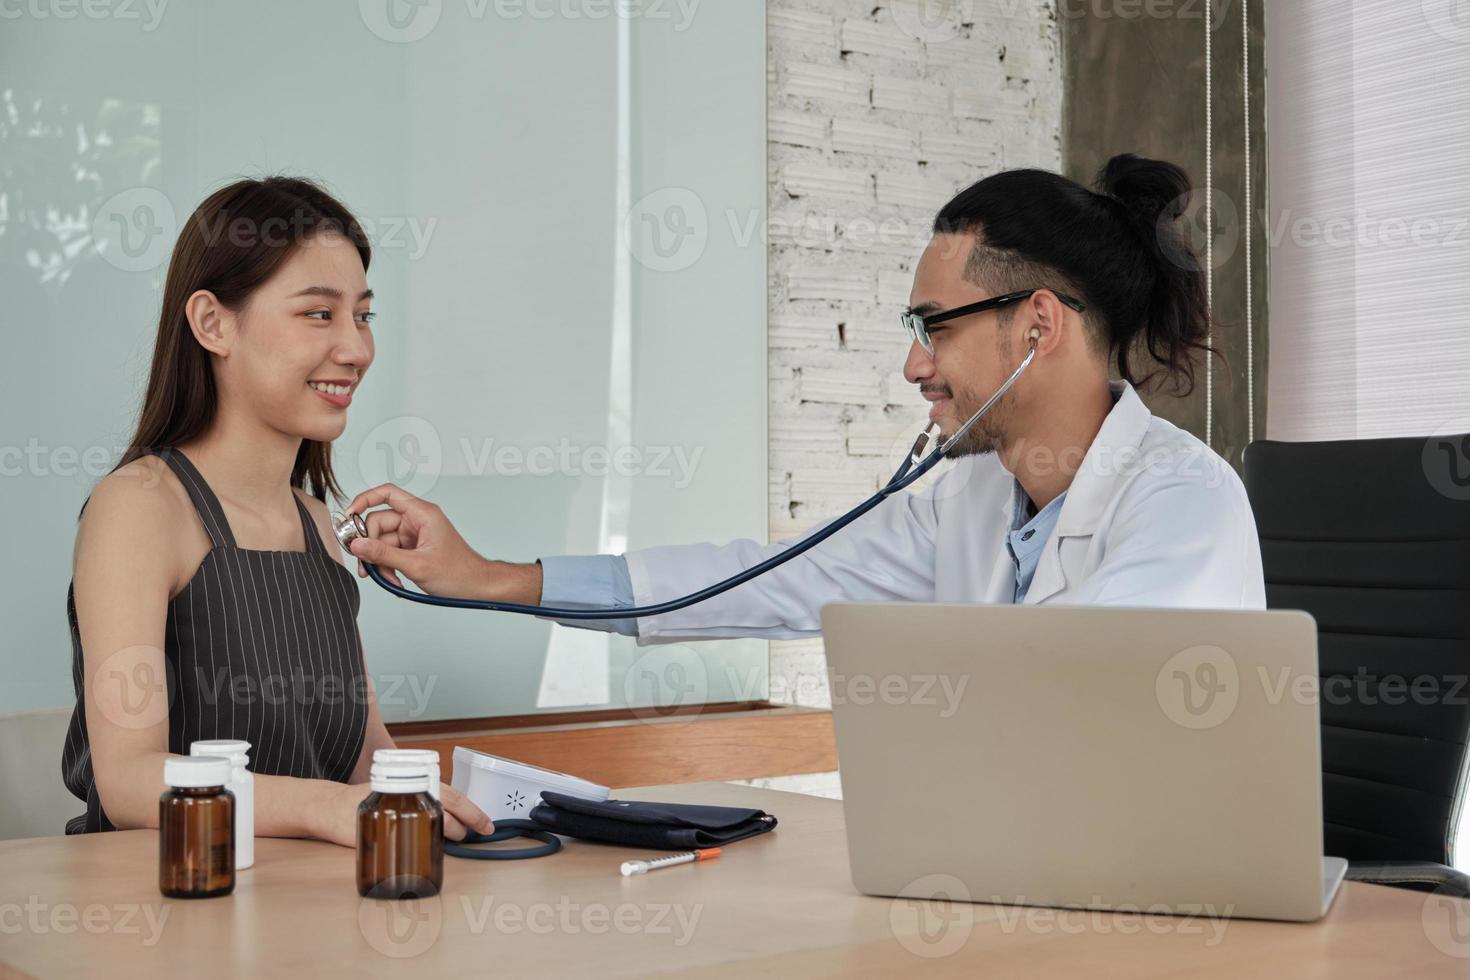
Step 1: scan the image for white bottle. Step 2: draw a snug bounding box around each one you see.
[373,749,442,799]
[190,740,254,869]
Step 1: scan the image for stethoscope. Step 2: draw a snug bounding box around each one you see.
[332,343,1036,619]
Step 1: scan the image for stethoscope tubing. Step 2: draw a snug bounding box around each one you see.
[351,346,1036,620]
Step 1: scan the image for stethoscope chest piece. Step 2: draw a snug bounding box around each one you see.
[331,511,367,550]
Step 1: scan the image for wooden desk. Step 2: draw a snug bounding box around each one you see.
[0,783,1463,978]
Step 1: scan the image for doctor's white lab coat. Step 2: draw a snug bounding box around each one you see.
[623,381,1266,645]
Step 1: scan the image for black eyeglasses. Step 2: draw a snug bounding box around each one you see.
[900,288,1087,355]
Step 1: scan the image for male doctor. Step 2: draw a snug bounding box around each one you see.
[345,155,1266,641]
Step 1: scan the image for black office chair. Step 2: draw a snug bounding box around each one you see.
[1244,434,1470,897]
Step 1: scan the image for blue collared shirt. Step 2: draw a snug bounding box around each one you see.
[537,553,640,636]
[1006,482,1067,604]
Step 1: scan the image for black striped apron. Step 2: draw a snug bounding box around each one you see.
[61,447,368,834]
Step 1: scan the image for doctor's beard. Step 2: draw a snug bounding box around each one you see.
[939,384,1015,458]
[938,331,1026,458]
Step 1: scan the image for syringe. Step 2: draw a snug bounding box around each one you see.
[620,848,721,876]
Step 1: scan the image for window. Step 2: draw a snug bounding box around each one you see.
[1265,2,1470,441]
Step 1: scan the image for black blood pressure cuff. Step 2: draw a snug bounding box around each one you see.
[528,791,778,850]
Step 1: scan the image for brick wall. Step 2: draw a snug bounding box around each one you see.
[752,0,1062,797]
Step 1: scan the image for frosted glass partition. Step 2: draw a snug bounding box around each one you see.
[1,1,768,722]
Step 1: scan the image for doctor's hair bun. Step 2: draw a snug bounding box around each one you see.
[1095,153,1192,227]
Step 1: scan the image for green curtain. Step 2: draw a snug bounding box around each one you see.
[1060,0,1268,471]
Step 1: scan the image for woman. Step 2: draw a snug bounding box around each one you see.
[62,177,492,845]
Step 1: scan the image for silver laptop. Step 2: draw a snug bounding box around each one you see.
[819,604,1347,923]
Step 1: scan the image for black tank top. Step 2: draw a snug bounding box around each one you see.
[61,447,368,833]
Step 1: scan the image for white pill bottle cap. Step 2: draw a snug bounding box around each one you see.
[370,759,432,795]
[374,748,437,766]
[190,739,251,767]
[373,749,440,798]
[164,755,231,788]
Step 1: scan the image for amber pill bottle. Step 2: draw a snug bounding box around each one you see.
[159,755,235,899]
[357,760,444,900]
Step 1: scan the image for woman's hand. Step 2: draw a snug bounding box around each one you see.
[344,484,541,604]
[316,781,495,848]
[439,783,496,840]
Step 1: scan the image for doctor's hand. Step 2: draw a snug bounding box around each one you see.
[344,483,543,604]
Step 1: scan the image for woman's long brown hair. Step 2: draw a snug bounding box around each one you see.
[114,176,372,502]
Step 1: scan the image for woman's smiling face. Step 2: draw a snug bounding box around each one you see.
[213,231,375,443]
